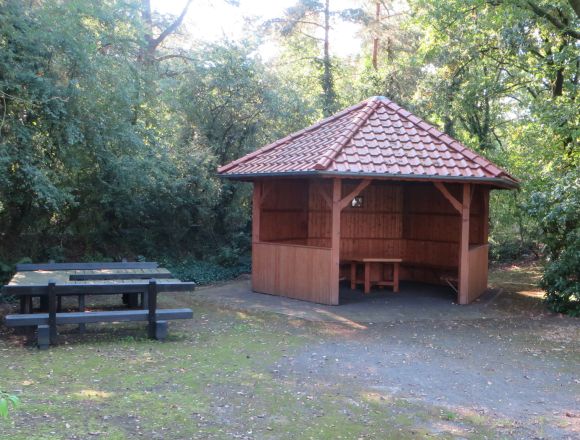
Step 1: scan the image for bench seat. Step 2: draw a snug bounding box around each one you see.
[5,308,193,349]
[5,308,193,326]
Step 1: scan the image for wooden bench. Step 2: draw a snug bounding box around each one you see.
[3,278,195,349]
[5,308,193,349]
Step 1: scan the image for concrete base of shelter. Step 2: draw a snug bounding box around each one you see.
[193,279,519,325]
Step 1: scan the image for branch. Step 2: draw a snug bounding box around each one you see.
[149,0,194,52]
[525,1,580,39]
[568,0,580,18]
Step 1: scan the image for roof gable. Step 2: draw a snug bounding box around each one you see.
[218,96,518,188]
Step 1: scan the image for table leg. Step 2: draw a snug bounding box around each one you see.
[19,296,27,314]
[57,295,63,312]
[364,262,371,294]
[147,281,158,339]
[393,262,400,293]
[48,281,57,345]
[350,262,356,290]
[78,294,86,333]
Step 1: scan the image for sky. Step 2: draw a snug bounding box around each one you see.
[150,0,363,58]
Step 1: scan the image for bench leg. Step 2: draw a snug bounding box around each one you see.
[393,263,400,293]
[350,262,356,290]
[78,294,86,333]
[155,320,168,341]
[141,292,148,309]
[38,325,50,350]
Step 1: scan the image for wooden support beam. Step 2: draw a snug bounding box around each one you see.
[252,181,262,243]
[433,182,462,214]
[329,178,342,305]
[339,179,371,211]
[458,184,472,305]
[482,188,489,244]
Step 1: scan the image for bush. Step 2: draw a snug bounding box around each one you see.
[528,172,580,316]
[162,256,251,285]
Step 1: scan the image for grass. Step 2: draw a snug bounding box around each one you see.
[0,263,570,439]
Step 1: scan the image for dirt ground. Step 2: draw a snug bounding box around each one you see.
[0,263,578,439]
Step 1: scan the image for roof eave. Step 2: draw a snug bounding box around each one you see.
[217,170,519,189]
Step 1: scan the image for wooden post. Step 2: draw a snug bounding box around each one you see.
[329,178,341,305]
[47,280,57,345]
[147,280,158,339]
[458,184,471,304]
[252,181,262,243]
[482,188,490,244]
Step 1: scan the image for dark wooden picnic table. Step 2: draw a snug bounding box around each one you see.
[1,262,195,348]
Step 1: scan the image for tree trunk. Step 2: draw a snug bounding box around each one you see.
[321,0,335,116]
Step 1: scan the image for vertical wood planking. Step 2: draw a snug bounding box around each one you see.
[252,242,333,304]
[329,179,342,305]
[458,184,472,304]
[252,181,262,243]
[467,244,489,302]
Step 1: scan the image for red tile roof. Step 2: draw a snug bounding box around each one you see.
[218,96,518,188]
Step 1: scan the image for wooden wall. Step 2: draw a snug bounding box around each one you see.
[467,244,489,302]
[252,242,334,304]
[260,180,309,243]
[255,177,490,299]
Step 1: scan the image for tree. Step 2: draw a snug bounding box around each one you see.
[267,0,365,116]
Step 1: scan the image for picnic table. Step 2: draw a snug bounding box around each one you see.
[347,258,402,294]
[1,262,195,348]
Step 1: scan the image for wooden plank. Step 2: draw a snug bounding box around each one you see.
[433,182,462,214]
[69,273,174,281]
[252,181,262,243]
[330,178,342,305]
[4,309,193,327]
[482,188,490,244]
[147,281,157,339]
[458,184,472,304]
[467,244,489,302]
[16,262,159,271]
[252,242,332,304]
[2,281,196,296]
[48,281,57,344]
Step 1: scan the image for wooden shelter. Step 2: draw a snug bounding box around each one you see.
[218,96,518,305]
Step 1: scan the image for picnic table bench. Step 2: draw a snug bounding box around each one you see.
[1,262,195,349]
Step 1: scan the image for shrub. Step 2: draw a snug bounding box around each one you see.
[528,172,580,316]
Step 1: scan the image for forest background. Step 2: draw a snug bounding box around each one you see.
[0,0,578,313]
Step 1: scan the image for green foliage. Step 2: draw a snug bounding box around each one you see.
[163,256,250,285]
[528,172,580,316]
[0,391,20,419]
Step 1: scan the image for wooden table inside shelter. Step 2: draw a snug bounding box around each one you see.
[347,258,402,294]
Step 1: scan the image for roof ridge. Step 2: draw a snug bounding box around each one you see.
[378,97,517,183]
[217,100,368,174]
[314,98,380,171]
